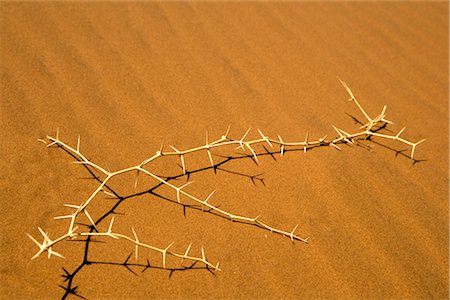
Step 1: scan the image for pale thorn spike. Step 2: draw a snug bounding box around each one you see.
[304,132,309,153]
[102,189,115,198]
[156,140,165,155]
[411,139,426,160]
[176,181,193,203]
[83,209,97,230]
[338,78,355,100]
[330,143,341,151]
[56,127,60,140]
[48,248,64,259]
[134,170,140,189]
[37,138,47,145]
[246,143,259,163]
[241,128,251,141]
[108,216,115,233]
[236,128,251,150]
[31,249,44,260]
[63,203,82,209]
[27,233,42,248]
[222,124,231,139]
[184,243,192,258]
[379,105,387,120]
[181,155,186,175]
[132,227,139,260]
[108,216,118,239]
[201,247,206,262]
[207,149,214,168]
[68,216,76,234]
[77,135,81,152]
[339,128,354,144]
[339,78,371,122]
[47,249,52,259]
[290,224,299,242]
[396,127,406,139]
[278,135,285,156]
[257,129,273,147]
[203,190,215,211]
[162,242,174,269]
[38,227,49,241]
[254,215,261,222]
[205,129,209,145]
[54,214,73,220]
[319,135,328,144]
[215,262,220,271]
[332,125,344,138]
[46,141,57,148]
[382,118,394,124]
[71,161,89,165]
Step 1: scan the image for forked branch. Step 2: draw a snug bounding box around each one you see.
[28,81,424,275]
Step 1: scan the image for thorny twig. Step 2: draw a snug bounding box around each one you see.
[29,80,425,274]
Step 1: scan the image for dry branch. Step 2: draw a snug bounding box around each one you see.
[28,80,424,275]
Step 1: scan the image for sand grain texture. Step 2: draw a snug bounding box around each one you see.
[0,2,448,299]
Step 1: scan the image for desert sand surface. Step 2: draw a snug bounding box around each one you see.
[0,2,448,299]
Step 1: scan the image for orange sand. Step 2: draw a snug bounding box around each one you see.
[0,2,448,299]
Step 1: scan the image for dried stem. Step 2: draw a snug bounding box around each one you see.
[28,80,424,273]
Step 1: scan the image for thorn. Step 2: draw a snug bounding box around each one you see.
[411,139,425,160]
[223,124,231,139]
[54,215,73,220]
[332,125,344,138]
[176,181,193,203]
[162,242,174,269]
[330,143,341,151]
[38,227,48,241]
[201,247,206,262]
[37,138,47,145]
[338,78,355,99]
[242,128,251,141]
[27,233,42,248]
[169,145,179,153]
[245,143,259,163]
[102,189,115,198]
[48,248,65,259]
[257,129,273,147]
[278,134,285,156]
[77,135,80,152]
[338,79,371,122]
[56,127,60,140]
[134,170,140,189]
[203,190,215,212]
[181,155,186,175]
[156,140,165,155]
[304,132,309,153]
[83,209,97,231]
[290,224,299,242]
[396,127,406,139]
[108,216,115,233]
[46,141,57,148]
[207,149,214,168]
[132,227,139,260]
[184,243,192,258]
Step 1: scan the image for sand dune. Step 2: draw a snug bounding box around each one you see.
[0,2,448,299]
